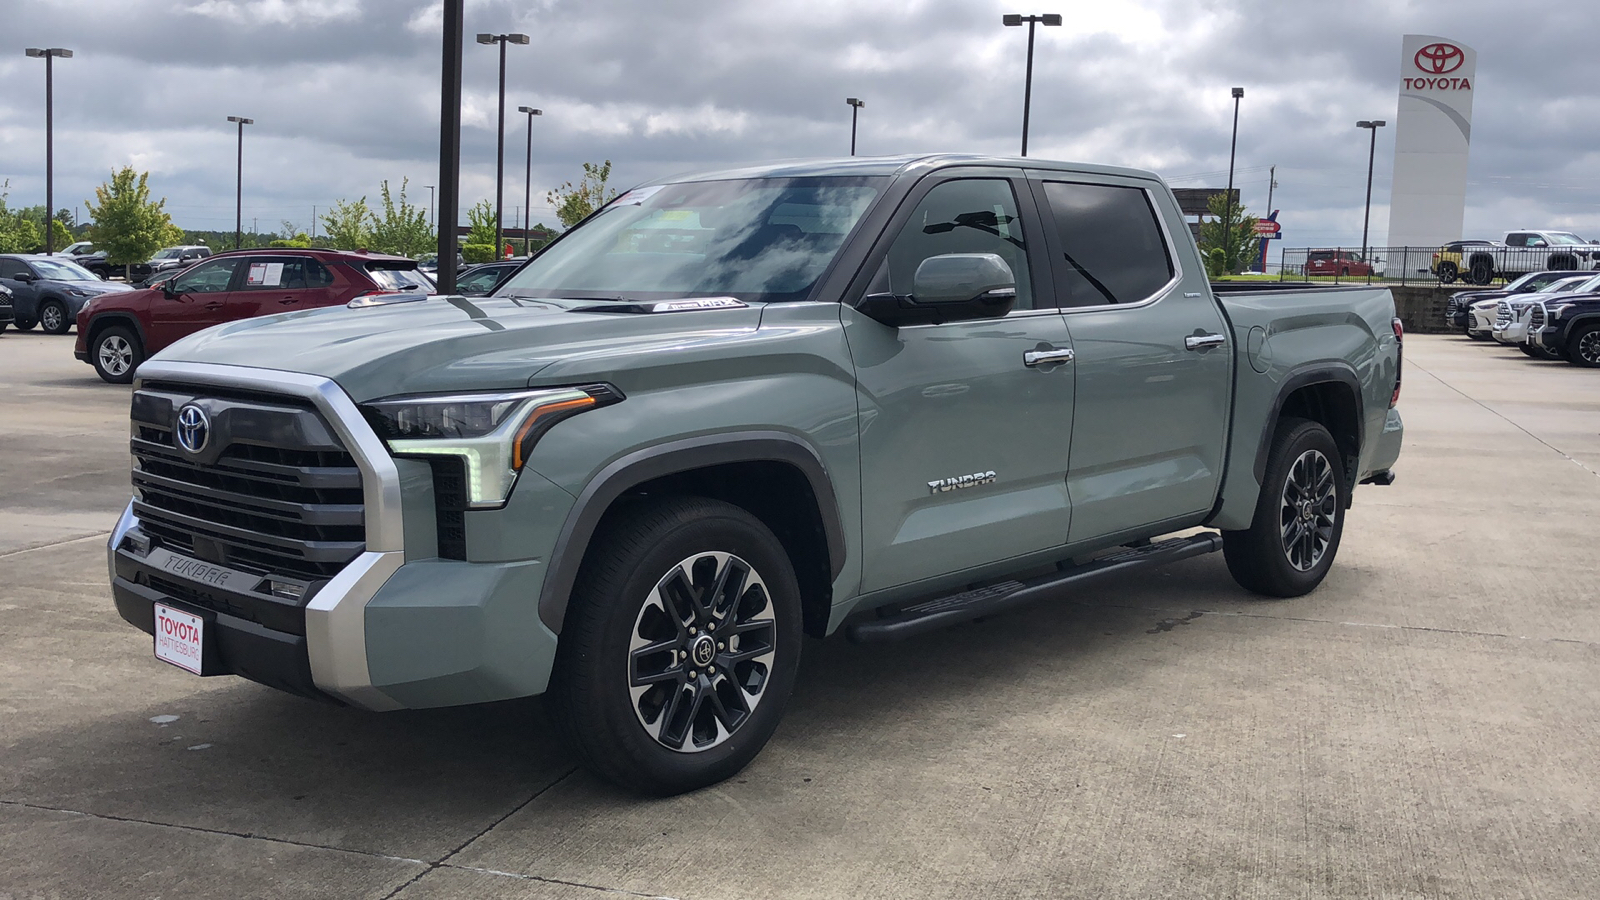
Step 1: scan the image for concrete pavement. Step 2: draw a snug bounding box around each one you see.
[1,330,1596,899]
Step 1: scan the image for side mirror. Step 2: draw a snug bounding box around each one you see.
[14,272,35,284]
[858,253,1017,327]
[161,279,178,297]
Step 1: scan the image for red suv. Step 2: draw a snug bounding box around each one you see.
[1303,249,1375,277]
[74,249,432,383]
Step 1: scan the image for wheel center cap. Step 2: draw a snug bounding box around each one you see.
[690,635,716,668]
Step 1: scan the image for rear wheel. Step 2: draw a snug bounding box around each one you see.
[1567,323,1600,368]
[548,496,803,795]
[38,300,70,335]
[91,326,143,384]
[1469,259,1493,285]
[1223,418,1347,597]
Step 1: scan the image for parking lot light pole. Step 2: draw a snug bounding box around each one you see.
[846,98,864,156]
[518,106,542,250]
[226,116,253,250]
[477,32,530,259]
[25,47,73,255]
[1357,120,1386,265]
[1223,87,1243,273]
[1002,14,1060,157]
[423,184,435,229]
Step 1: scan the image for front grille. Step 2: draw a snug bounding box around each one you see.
[1495,301,1512,328]
[129,385,366,584]
[1530,305,1547,330]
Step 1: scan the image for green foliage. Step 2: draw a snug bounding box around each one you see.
[84,167,180,273]
[269,233,313,249]
[547,160,617,229]
[368,178,435,258]
[1204,247,1227,279]
[321,197,374,250]
[461,242,497,264]
[1197,192,1259,276]
[465,200,497,247]
[0,183,42,253]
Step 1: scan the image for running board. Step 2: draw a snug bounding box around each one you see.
[846,532,1224,644]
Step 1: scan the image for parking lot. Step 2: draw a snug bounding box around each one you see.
[1,329,1597,899]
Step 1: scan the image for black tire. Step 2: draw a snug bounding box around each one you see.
[91,326,143,384]
[12,316,35,331]
[1518,345,1543,358]
[1339,267,1350,277]
[1223,418,1347,598]
[1469,259,1493,285]
[1438,262,1458,284]
[548,496,804,795]
[1567,323,1600,368]
[38,299,70,335]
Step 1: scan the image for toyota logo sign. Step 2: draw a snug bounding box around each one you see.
[1414,42,1464,75]
[175,404,210,454]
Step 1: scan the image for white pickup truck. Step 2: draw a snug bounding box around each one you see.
[1456,231,1600,285]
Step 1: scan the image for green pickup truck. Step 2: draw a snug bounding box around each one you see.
[109,155,1403,794]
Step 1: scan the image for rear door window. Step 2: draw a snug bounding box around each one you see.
[1039,181,1174,306]
[237,257,331,290]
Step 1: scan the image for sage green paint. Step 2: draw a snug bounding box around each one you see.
[396,458,438,562]
[462,466,574,564]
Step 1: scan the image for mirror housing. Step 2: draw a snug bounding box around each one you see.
[857,253,1017,327]
[13,272,35,284]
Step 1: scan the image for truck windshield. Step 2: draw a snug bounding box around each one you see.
[496,176,884,303]
[1548,233,1588,245]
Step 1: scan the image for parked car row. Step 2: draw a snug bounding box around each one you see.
[50,241,213,283]
[1444,269,1600,366]
[1432,231,1600,285]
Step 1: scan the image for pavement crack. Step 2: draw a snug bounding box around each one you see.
[378,765,580,900]
[1409,359,1600,479]
[439,863,686,898]
[0,531,111,559]
[0,798,427,866]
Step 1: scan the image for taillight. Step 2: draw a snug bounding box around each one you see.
[1390,317,1403,407]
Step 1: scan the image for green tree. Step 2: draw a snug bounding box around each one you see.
[84,167,180,279]
[368,178,434,257]
[465,199,497,247]
[546,160,617,229]
[321,197,374,250]
[1197,192,1260,276]
[0,183,41,253]
[269,233,313,249]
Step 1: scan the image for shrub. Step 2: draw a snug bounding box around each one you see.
[461,242,496,264]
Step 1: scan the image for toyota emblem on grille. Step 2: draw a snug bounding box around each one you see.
[175,404,210,454]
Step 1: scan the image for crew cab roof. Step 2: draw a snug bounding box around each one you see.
[653,154,1164,186]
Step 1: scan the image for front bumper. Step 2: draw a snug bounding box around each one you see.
[1492,321,1530,344]
[112,361,565,711]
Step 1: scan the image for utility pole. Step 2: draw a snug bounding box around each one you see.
[1266,165,1277,218]
[1223,87,1243,273]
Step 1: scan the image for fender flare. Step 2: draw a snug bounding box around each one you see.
[537,431,847,633]
[85,312,149,349]
[1253,363,1365,483]
[1558,311,1600,344]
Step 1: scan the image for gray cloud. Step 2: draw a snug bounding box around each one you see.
[1,0,1596,248]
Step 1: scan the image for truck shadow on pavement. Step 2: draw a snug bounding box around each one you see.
[3,554,1271,859]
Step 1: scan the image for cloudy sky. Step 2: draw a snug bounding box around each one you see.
[2,0,1597,251]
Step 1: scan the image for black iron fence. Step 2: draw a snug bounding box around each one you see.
[1270,246,1600,287]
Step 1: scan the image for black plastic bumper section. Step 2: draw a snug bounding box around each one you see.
[848,532,1225,644]
[112,574,330,702]
[1359,470,1396,486]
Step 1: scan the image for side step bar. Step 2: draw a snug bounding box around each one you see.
[847,532,1224,644]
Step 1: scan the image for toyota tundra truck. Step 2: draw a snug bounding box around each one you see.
[107,155,1404,794]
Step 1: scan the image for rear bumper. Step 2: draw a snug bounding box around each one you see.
[1367,408,1403,477]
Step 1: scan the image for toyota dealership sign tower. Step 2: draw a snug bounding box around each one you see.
[1387,34,1477,250]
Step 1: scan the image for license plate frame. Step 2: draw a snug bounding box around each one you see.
[154,603,207,675]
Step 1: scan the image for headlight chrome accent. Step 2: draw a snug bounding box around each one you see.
[363,384,622,508]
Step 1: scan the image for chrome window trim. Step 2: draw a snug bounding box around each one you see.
[1035,180,1185,314]
[132,360,405,711]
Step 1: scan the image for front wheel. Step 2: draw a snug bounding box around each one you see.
[1567,323,1600,368]
[548,497,803,795]
[1223,418,1347,597]
[39,300,70,335]
[12,316,35,332]
[91,326,143,384]
[1438,262,1458,284]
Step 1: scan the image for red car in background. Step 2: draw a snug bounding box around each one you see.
[74,248,432,383]
[1303,249,1375,277]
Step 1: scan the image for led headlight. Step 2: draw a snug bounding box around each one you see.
[361,384,622,508]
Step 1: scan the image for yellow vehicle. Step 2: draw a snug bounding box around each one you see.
[1432,240,1495,284]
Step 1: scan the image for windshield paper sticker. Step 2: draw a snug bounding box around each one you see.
[615,185,664,206]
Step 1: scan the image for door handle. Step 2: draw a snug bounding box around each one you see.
[1023,347,1075,367]
[278,297,297,305]
[203,302,225,311]
[1184,333,1227,351]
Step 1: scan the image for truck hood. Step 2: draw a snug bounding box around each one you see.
[155,295,766,401]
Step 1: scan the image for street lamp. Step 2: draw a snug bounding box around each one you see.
[1001,14,1060,157]
[477,32,530,259]
[1357,120,1387,266]
[423,184,435,229]
[1222,87,1243,274]
[518,106,542,251]
[846,97,864,156]
[226,116,253,250]
[24,47,73,254]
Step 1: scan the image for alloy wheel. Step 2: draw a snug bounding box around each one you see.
[98,335,133,377]
[1578,330,1600,365]
[1279,449,1337,572]
[41,304,64,332]
[627,551,777,753]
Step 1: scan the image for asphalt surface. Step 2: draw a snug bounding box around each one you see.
[1,329,1597,899]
